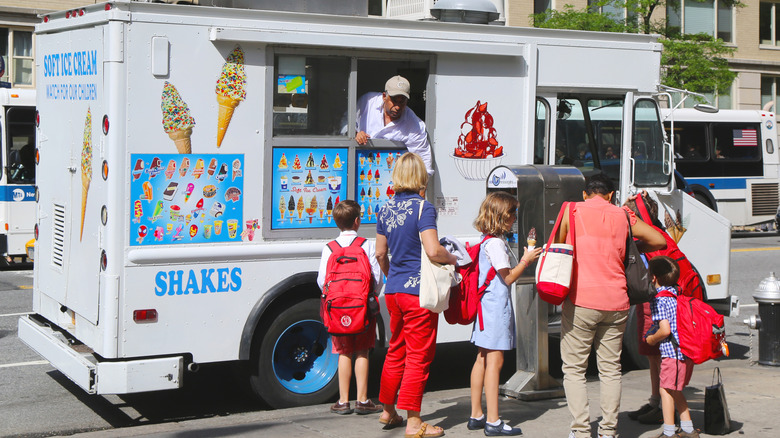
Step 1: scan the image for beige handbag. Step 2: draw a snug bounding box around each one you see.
[417,201,457,313]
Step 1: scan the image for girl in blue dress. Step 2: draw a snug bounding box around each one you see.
[468,192,541,436]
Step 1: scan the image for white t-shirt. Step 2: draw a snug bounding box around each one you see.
[316,230,382,292]
[481,236,511,272]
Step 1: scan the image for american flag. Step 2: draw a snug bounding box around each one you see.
[733,129,758,147]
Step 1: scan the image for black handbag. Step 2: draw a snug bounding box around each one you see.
[705,367,732,435]
[624,212,656,305]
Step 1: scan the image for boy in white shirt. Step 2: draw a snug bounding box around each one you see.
[317,200,383,415]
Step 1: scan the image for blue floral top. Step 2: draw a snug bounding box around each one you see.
[376,192,437,296]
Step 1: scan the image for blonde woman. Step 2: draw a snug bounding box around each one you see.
[467,192,541,436]
[375,152,456,438]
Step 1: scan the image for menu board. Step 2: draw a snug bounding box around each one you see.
[355,148,405,224]
[129,154,244,246]
[272,147,348,229]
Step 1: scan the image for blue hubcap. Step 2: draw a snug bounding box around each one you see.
[272,319,337,394]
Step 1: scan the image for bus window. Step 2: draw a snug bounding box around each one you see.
[535,98,549,164]
[670,122,708,161]
[711,123,761,161]
[632,99,669,186]
[5,106,35,184]
[588,99,623,181]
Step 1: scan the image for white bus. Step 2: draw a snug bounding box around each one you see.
[0,88,36,266]
[19,1,734,409]
[661,108,779,227]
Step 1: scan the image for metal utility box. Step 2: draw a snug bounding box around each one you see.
[487,165,585,282]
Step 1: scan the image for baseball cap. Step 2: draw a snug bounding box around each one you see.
[385,75,410,99]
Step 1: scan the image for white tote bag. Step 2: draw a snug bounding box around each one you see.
[417,201,457,313]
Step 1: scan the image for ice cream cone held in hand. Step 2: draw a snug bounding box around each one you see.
[80,108,93,241]
[162,81,196,154]
[215,45,247,147]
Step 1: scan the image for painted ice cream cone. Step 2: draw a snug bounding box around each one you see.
[168,127,193,154]
[215,46,247,147]
[162,81,196,154]
[80,108,93,241]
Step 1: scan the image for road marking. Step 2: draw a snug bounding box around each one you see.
[0,360,49,369]
[0,312,30,317]
[18,285,32,289]
[731,247,780,252]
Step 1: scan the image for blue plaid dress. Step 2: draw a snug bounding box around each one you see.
[650,286,685,360]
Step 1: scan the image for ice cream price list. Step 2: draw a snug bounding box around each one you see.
[272,148,347,229]
[129,154,244,246]
[355,148,406,225]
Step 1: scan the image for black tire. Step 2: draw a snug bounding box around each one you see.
[622,306,649,370]
[249,298,338,409]
[690,184,718,212]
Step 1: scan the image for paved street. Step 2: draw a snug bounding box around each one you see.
[1,234,779,437]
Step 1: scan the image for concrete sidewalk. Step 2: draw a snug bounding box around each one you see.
[61,358,779,438]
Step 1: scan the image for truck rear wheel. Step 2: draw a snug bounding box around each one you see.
[249,298,338,408]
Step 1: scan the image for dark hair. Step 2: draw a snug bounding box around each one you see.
[648,256,680,287]
[333,200,360,231]
[623,194,664,229]
[585,173,615,196]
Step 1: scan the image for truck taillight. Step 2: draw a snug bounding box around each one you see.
[133,309,158,323]
[106,3,113,11]
[79,9,85,16]
[35,110,40,127]
[35,148,39,165]
[34,187,39,202]
[100,250,107,271]
[65,10,71,18]
[43,16,49,23]
[102,115,109,135]
[34,224,38,240]
[102,161,108,180]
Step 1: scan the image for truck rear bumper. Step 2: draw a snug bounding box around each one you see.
[18,315,184,394]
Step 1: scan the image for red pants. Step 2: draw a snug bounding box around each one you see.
[379,292,438,412]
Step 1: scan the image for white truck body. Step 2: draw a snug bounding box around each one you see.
[19,1,735,408]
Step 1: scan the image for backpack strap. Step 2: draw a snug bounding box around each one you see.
[536,201,574,279]
[349,236,367,248]
[655,289,676,299]
[326,239,343,253]
[476,235,498,331]
[635,193,653,224]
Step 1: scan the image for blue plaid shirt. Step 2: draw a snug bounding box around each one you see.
[651,286,685,360]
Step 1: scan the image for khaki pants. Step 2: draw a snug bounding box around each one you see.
[560,300,628,438]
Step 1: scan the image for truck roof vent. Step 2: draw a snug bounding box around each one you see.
[430,0,499,24]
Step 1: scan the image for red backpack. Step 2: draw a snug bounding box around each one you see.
[321,237,376,336]
[635,195,705,301]
[444,236,497,330]
[656,289,727,364]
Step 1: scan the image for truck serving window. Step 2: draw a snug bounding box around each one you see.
[273,55,349,136]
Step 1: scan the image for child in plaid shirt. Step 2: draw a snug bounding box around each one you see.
[644,256,698,438]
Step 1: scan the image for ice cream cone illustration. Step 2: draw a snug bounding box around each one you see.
[327,196,333,223]
[162,82,196,154]
[279,195,286,221]
[664,208,687,243]
[80,108,93,241]
[288,195,295,223]
[296,196,304,219]
[215,45,247,147]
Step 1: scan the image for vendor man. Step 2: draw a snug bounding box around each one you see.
[352,75,433,175]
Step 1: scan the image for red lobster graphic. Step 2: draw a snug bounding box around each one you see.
[454,100,503,159]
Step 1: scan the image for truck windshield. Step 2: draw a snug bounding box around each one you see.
[632,99,670,187]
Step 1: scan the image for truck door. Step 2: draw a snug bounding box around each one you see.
[1,106,36,257]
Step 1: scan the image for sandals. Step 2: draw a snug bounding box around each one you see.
[405,422,445,438]
[379,413,404,430]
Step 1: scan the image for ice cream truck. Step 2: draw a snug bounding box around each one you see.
[19,0,736,408]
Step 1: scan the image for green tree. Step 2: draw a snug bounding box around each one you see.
[531,1,739,99]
